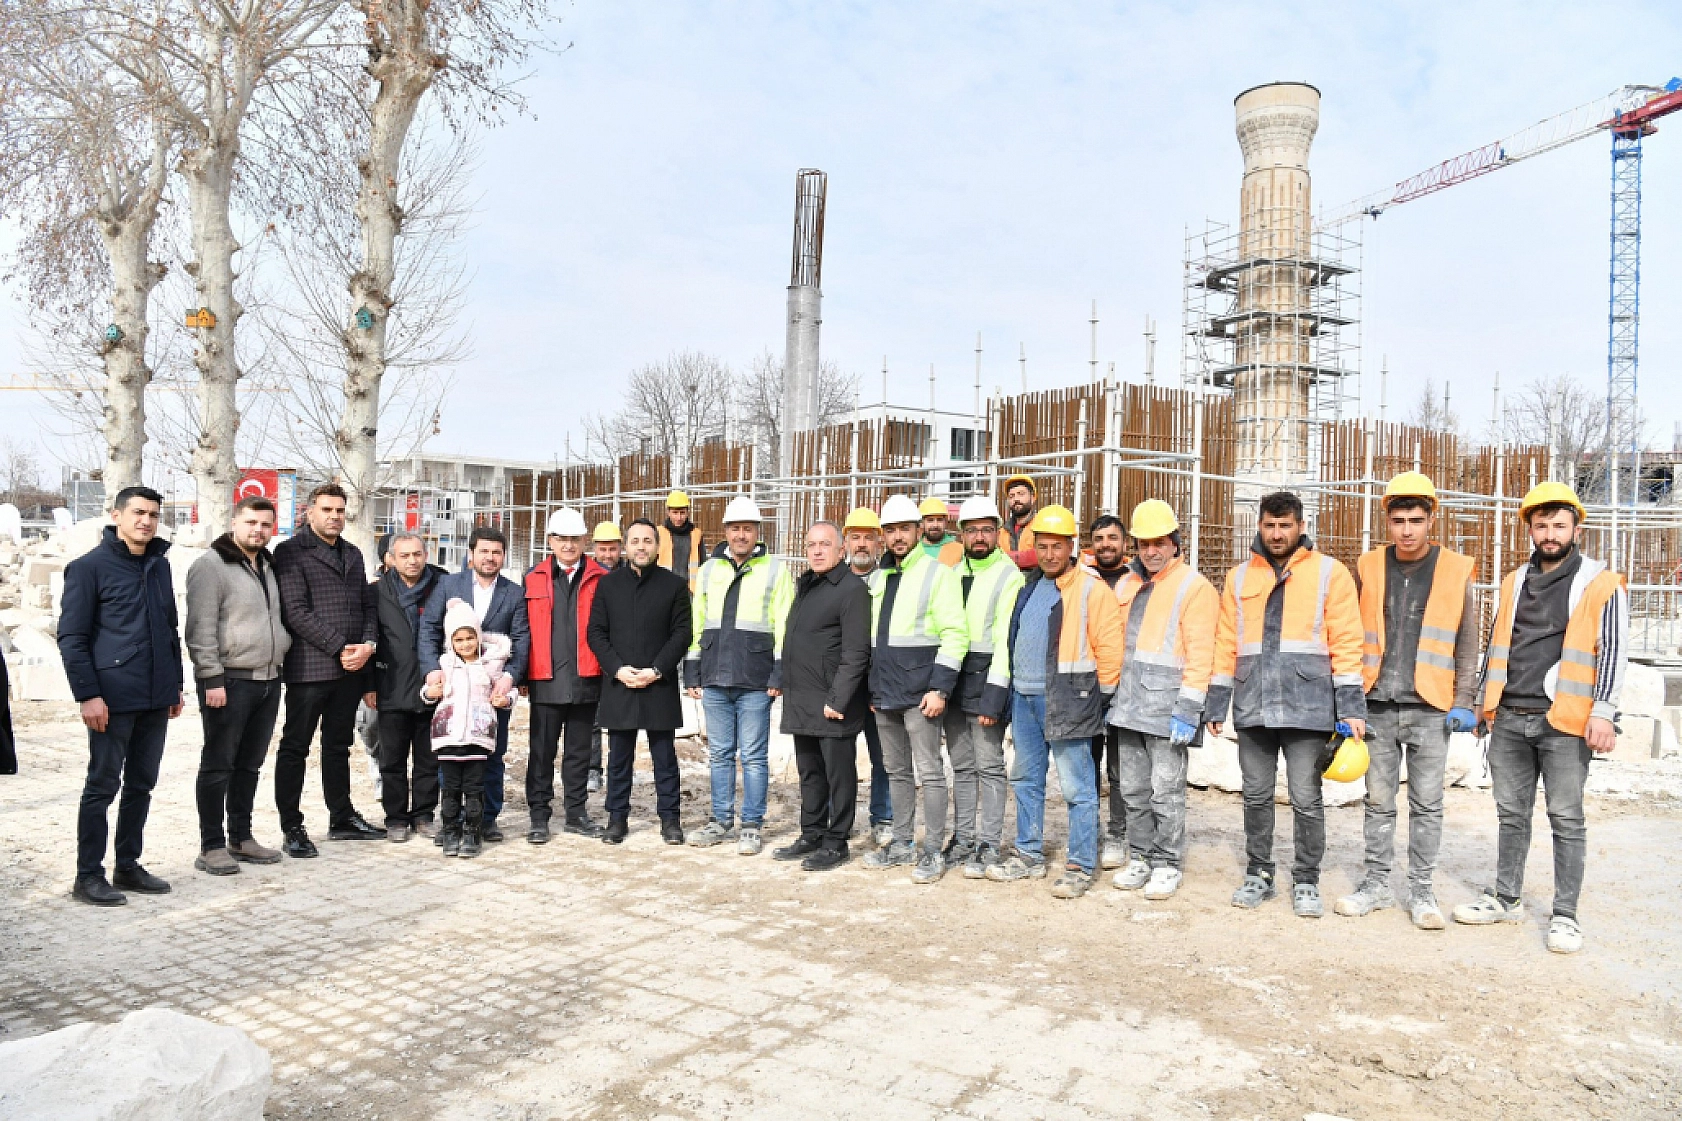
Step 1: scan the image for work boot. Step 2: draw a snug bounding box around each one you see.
[458,821,484,859]
[910,849,946,885]
[1112,857,1152,891]
[602,814,629,845]
[1409,890,1447,931]
[412,817,437,840]
[1547,915,1584,954]
[527,820,552,845]
[1143,866,1183,900]
[327,814,384,841]
[737,827,764,856]
[386,822,412,843]
[563,816,603,839]
[480,820,504,843]
[441,823,462,857]
[228,838,282,864]
[283,828,319,859]
[984,851,1048,882]
[1100,836,1128,871]
[802,847,849,872]
[942,838,977,870]
[1231,873,1275,909]
[1051,867,1093,899]
[1452,891,1525,925]
[1335,878,1398,917]
[113,865,170,894]
[687,820,733,848]
[964,842,1003,880]
[1292,883,1324,919]
[863,840,916,869]
[660,816,685,845]
[71,874,126,907]
[870,821,895,848]
[774,837,822,862]
[433,825,446,847]
[194,848,240,876]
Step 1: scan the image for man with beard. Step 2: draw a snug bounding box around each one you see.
[657,491,705,588]
[1001,474,1040,570]
[918,497,963,565]
[1453,482,1626,956]
[844,507,894,845]
[1085,512,1130,869]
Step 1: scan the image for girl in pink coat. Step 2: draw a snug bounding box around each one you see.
[422,600,513,856]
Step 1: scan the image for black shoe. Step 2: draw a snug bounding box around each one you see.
[773,837,823,862]
[112,865,171,894]
[660,817,684,845]
[481,820,504,843]
[563,817,604,838]
[433,825,446,847]
[802,847,850,872]
[602,814,628,845]
[283,828,319,859]
[527,821,551,845]
[72,874,127,906]
[458,823,484,859]
[327,814,384,840]
[441,825,462,857]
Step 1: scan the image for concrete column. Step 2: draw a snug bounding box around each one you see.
[781,283,821,471]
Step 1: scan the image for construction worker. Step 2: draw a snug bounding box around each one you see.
[843,507,893,845]
[1453,481,1627,955]
[1105,500,1216,901]
[944,495,1025,878]
[986,504,1124,899]
[657,490,705,587]
[683,496,795,856]
[861,494,969,883]
[1085,512,1130,868]
[1206,490,1366,919]
[918,497,964,565]
[1001,474,1039,570]
[1338,473,1480,930]
[591,521,624,570]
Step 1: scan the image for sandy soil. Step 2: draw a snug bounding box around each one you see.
[1,698,1679,1120]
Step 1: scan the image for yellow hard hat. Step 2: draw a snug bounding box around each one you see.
[843,507,881,533]
[666,490,690,509]
[1382,471,1438,510]
[1518,480,1586,523]
[1003,473,1037,495]
[1128,499,1179,540]
[1027,503,1077,537]
[592,521,622,543]
[919,497,949,518]
[1320,732,1370,783]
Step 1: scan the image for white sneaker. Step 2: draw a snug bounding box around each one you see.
[737,828,763,856]
[1546,915,1583,954]
[1111,857,1151,891]
[1142,866,1182,900]
[871,822,894,848]
[1099,837,1128,870]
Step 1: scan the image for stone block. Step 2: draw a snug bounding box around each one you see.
[10,624,72,702]
[19,556,62,587]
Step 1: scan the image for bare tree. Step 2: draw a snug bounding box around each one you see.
[0,437,40,503]
[1502,371,1646,500]
[735,350,861,475]
[1405,378,1462,437]
[584,352,735,476]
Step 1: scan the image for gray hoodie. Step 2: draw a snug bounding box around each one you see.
[185,534,292,687]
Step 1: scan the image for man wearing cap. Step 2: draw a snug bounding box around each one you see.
[1001,474,1040,570]
[1086,512,1131,869]
[658,491,705,588]
[945,495,1024,878]
[521,509,608,842]
[919,498,964,565]
[987,504,1124,899]
[1339,473,1481,930]
[684,496,795,855]
[1105,500,1216,901]
[592,521,625,570]
[844,506,894,846]
[1454,482,1626,955]
[862,494,969,883]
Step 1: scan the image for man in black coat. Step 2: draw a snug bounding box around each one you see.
[770,521,871,871]
[273,483,383,856]
[367,532,447,842]
[587,519,691,846]
[57,486,184,905]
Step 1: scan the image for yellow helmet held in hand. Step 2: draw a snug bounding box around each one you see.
[1128,499,1179,540]
[1518,480,1586,523]
[1382,471,1437,511]
[592,521,622,543]
[919,497,950,518]
[843,507,881,533]
[1028,504,1078,537]
[1319,731,1370,783]
[666,489,690,509]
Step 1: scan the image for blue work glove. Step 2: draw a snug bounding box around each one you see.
[1335,720,1354,739]
[1169,715,1198,747]
[1445,706,1477,734]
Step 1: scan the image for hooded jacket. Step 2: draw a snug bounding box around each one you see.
[1105,555,1217,737]
[953,547,1025,719]
[1005,564,1125,739]
[58,527,183,712]
[867,544,969,711]
[429,601,513,759]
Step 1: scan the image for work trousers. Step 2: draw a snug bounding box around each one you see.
[275,676,364,833]
[196,678,282,851]
[1237,725,1327,885]
[1113,727,1189,869]
[1009,692,1099,873]
[1362,701,1449,890]
[604,730,682,820]
[1489,708,1593,919]
[944,708,1007,847]
[77,707,170,878]
[1090,726,1126,840]
[377,709,438,828]
[794,734,857,850]
[862,712,892,826]
[876,706,947,852]
[440,759,487,830]
[529,701,598,823]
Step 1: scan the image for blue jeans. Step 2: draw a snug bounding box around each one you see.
[703,686,773,827]
[863,712,892,826]
[1009,692,1099,873]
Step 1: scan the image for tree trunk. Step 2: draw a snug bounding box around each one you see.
[181,142,243,538]
[95,210,165,500]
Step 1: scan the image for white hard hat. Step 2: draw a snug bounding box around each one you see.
[956,495,1001,525]
[546,507,587,537]
[879,494,922,526]
[722,495,762,524]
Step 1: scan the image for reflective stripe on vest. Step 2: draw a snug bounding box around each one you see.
[1057,575,1099,674]
[1122,564,1198,672]
[966,564,1015,654]
[1482,564,1622,736]
[1357,546,1474,711]
[698,556,782,633]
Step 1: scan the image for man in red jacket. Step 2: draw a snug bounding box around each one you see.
[521,508,607,843]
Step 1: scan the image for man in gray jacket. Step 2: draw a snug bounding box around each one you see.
[185,495,292,876]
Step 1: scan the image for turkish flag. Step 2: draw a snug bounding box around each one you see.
[405,493,420,531]
[237,469,280,503]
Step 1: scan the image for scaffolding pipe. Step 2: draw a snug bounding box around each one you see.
[1360,417,1375,554]
[1189,372,1206,573]
[1074,399,1089,521]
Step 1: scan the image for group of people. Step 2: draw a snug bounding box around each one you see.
[57,471,1625,955]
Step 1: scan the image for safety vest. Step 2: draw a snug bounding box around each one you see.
[954,547,1025,711]
[1005,566,1125,739]
[687,551,795,659]
[1482,557,1623,736]
[1357,546,1475,712]
[868,545,968,664]
[1108,556,1218,735]
[657,524,704,588]
[923,536,964,567]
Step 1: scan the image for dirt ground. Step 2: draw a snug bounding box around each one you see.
[2,698,1680,1120]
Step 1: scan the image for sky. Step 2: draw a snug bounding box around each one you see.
[3,0,1681,479]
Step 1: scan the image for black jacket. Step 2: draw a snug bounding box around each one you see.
[373,564,446,713]
[587,564,691,731]
[417,566,531,683]
[57,528,183,712]
[273,524,378,684]
[777,565,871,737]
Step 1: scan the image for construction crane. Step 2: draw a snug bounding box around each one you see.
[1318,77,1682,545]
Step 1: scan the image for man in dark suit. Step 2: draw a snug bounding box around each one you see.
[420,525,530,842]
[273,483,384,856]
[587,519,691,846]
[57,485,185,906]
[367,533,447,842]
